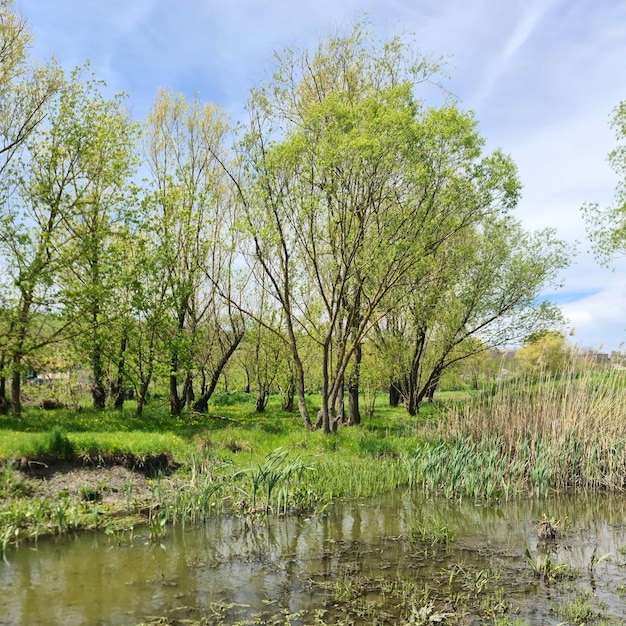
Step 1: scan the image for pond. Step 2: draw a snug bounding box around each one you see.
[1,491,626,625]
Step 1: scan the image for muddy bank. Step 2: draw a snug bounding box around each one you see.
[1,454,186,543]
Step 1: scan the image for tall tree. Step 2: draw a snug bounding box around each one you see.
[377,218,569,414]
[239,24,449,432]
[142,88,241,416]
[0,0,61,412]
[0,67,120,415]
[59,72,139,409]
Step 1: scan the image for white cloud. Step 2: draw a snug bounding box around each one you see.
[470,0,560,109]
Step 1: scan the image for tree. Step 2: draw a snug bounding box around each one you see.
[0,0,61,412]
[0,0,61,177]
[141,88,242,416]
[238,23,450,432]
[120,227,171,416]
[516,330,571,374]
[58,72,139,409]
[0,66,132,416]
[377,217,569,414]
[583,101,626,264]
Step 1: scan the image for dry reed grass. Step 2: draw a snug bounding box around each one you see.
[438,362,626,493]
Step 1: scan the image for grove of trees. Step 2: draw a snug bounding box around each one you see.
[0,4,570,428]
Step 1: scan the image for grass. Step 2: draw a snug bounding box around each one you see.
[408,515,455,547]
[2,365,626,548]
[525,547,579,583]
[4,380,626,625]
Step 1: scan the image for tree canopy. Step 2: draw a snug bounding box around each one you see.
[0,10,571,425]
[583,101,626,265]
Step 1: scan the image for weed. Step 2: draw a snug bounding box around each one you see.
[525,548,578,583]
[78,485,103,502]
[148,510,167,542]
[588,545,611,575]
[405,602,454,625]
[0,523,20,554]
[536,515,568,540]
[37,427,75,461]
[409,516,455,547]
[332,576,361,602]
[555,591,598,624]
[0,463,32,498]
[240,448,313,514]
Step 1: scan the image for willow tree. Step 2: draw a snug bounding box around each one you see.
[0,0,61,412]
[0,67,130,416]
[58,74,139,409]
[237,24,453,432]
[142,89,242,416]
[377,217,569,414]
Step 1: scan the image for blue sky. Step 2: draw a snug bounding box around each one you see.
[17,0,626,351]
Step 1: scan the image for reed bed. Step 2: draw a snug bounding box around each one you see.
[414,365,626,498]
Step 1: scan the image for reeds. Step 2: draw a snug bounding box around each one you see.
[416,363,626,498]
[236,447,314,515]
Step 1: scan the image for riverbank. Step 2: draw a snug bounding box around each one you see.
[3,372,626,551]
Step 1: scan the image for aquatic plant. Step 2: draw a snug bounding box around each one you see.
[554,590,598,624]
[588,545,611,576]
[440,364,626,494]
[408,516,455,547]
[535,514,568,540]
[148,510,167,542]
[525,548,578,583]
[240,447,313,514]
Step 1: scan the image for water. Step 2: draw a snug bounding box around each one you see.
[2,491,626,625]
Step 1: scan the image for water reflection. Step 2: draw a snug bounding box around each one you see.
[1,491,626,625]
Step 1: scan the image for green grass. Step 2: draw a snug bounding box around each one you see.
[2,367,626,540]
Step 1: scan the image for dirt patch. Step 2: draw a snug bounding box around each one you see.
[6,454,183,513]
[14,451,178,477]
[24,465,158,506]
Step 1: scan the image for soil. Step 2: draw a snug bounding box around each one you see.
[7,453,183,513]
[22,464,159,506]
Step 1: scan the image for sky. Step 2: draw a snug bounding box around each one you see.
[16,0,626,351]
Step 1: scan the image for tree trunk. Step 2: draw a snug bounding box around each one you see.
[182,372,195,409]
[136,378,150,416]
[347,341,362,425]
[91,340,106,410]
[319,342,331,434]
[169,338,182,415]
[193,330,244,412]
[10,303,30,417]
[10,361,21,418]
[112,334,128,410]
[169,370,182,415]
[282,376,295,412]
[255,388,269,412]
[294,354,311,429]
[169,303,187,416]
[335,377,345,425]
[348,385,360,425]
[0,353,8,415]
[389,382,401,407]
